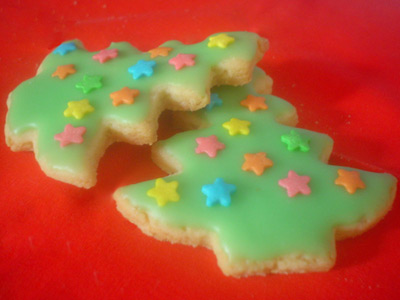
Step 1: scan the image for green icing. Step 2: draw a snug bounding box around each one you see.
[116,69,396,263]
[7,32,261,176]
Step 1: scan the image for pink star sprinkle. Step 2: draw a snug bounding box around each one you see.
[54,124,86,147]
[195,135,225,158]
[278,170,311,197]
[169,53,196,70]
[92,49,118,63]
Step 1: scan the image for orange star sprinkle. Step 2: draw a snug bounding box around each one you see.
[52,64,76,80]
[148,47,173,58]
[242,152,273,176]
[240,95,268,112]
[335,169,366,194]
[109,87,140,106]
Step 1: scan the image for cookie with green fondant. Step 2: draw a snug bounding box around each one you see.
[5,32,268,188]
[113,68,397,277]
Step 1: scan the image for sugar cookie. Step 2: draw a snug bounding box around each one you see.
[114,68,396,277]
[5,32,268,188]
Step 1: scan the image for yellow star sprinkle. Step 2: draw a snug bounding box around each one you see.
[147,178,180,207]
[208,33,235,48]
[63,99,94,120]
[222,118,251,136]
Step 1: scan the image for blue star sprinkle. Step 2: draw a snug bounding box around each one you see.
[205,93,223,111]
[53,42,77,56]
[128,60,156,80]
[201,178,236,207]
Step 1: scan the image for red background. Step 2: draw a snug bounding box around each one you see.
[1,1,400,299]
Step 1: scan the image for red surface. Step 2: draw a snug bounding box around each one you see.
[1,1,400,299]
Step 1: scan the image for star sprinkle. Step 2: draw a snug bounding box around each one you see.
[222,118,251,136]
[75,75,103,94]
[207,34,235,48]
[202,178,236,207]
[240,95,268,112]
[109,87,140,106]
[195,135,225,158]
[54,124,86,147]
[169,54,196,70]
[92,48,118,63]
[242,152,273,176]
[147,178,180,207]
[63,99,94,120]
[278,170,311,197]
[281,130,310,152]
[205,93,223,111]
[51,64,76,80]
[53,42,77,55]
[128,60,156,79]
[335,169,366,194]
[148,47,173,58]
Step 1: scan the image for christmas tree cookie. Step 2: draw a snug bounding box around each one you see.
[5,32,268,188]
[113,68,397,277]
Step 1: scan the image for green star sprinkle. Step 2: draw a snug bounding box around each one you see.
[281,130,310,152]
[75,75,103,94]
